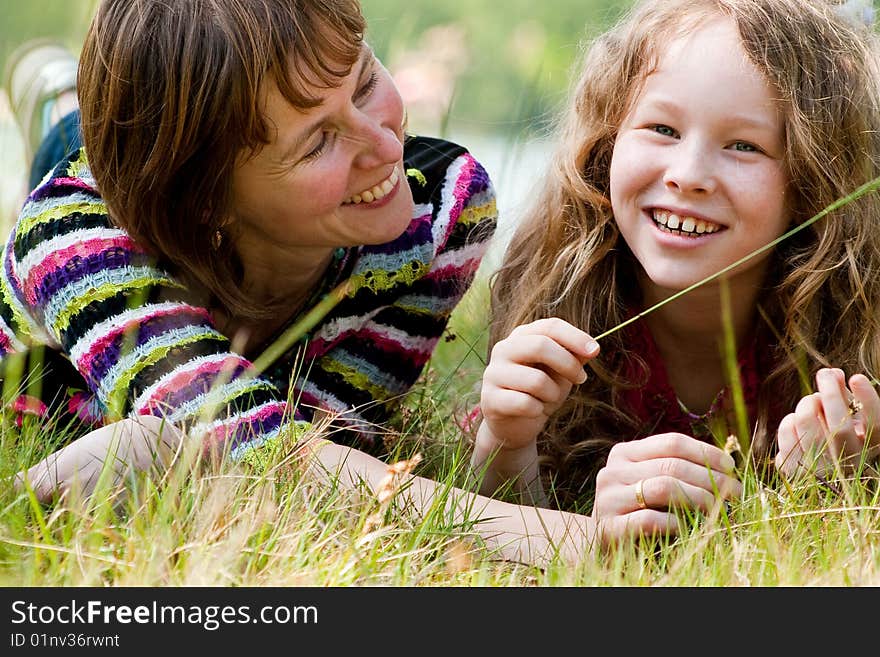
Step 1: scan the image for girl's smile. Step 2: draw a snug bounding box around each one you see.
[610,16,790,302]
[649,207,724,240]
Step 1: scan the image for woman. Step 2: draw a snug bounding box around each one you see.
[2,0,594,566]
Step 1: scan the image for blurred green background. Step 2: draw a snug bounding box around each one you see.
[0,0,632,137]
[0,0,634,242]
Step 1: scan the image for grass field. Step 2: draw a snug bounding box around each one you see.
[1,3,879,589]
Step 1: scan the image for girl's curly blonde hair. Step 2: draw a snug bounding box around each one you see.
[489,0,880,508]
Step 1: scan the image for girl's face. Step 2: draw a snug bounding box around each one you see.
[609,17,790,304]
[230,44,413,261]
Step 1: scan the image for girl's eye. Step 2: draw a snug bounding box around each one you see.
[354,72,378,104]
[649,124,678,138]
[731,141,759,153]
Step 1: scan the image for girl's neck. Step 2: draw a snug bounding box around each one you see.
[643,281,761,414]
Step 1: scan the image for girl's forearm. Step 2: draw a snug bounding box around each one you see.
[469,425,548,506]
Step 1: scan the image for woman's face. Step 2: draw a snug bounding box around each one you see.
[230,44,413,260]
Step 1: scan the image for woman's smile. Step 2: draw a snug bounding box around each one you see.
[343,165,401,205]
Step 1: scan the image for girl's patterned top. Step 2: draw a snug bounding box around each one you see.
[0,135,497,459]
[615,317,780,444]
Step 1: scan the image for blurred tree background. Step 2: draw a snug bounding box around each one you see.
[0,0,633,139]
[0,0,634,234]
[363,0,632,137]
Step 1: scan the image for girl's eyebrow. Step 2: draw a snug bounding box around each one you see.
[276,46,374,162]
[638,96,779,132]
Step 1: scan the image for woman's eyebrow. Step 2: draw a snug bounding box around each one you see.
[276,48,374,162]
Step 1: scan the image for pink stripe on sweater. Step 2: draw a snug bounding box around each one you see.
[24,234,147,305]
[0,328,15,355]
[76,304,214,376]
[136,354,248,414]
[26,176,97,201]
[305,325,433,366]
[440,156,476,245]
[51,177,97,191]
[194,401,287,453]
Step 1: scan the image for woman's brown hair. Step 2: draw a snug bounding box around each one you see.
[78,0,365,318]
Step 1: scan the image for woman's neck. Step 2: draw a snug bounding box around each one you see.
[217,244,338,355]
[239,242,337,306]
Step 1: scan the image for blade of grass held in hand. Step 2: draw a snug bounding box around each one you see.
[594,173,880,342]
[249,279,352,377]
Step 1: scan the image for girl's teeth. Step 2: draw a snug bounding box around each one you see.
[652,210,720,235]
[345,168,400,205]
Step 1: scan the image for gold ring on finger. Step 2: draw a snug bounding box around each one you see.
[634,479,647,510]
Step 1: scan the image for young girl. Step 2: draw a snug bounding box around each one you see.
[2,0,602,568]
[472,0,880,545]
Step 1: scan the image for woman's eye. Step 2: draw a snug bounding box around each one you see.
[302,133,329,162]
[650,124,677,138]
[354,72,378,104]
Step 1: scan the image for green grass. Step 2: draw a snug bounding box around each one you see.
[1,1,879,588]
[1,270,878,587]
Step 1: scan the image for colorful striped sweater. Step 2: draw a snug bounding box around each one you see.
[0,136,497,459]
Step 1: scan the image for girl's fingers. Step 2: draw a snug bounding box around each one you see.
[606,432,737,474]
[849,374,880,446]
[509,318,600,361]
[814,368,864,461]
[486,362,570,404]
[491,333,590,385]
[815,368,851,439]
[775,412,805,476]
[480,387,545,420]
[792,392,835,471]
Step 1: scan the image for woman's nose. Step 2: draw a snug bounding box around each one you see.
[663,141,717,194]
[350,113,404,169]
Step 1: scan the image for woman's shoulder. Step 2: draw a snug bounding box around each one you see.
[26,147,101,199]
[402,135,471,173]
[9,148,114,259]
[403,135,494,205]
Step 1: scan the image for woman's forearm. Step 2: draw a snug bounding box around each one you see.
[307,441,592,566]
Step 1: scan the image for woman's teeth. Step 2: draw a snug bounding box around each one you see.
[344,168,400,205]
[652,210,721,236]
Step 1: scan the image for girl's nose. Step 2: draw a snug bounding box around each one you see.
[663,141,717,194]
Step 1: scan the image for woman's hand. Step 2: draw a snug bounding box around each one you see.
[776,368,880,480]
[591,433,742,547]
[14,416,184,503]
[477,318,600,452]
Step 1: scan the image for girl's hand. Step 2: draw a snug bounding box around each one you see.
[776,368,880,480]
[591,433,742,547]
[477,318,600,452]
[14,416,183,503]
